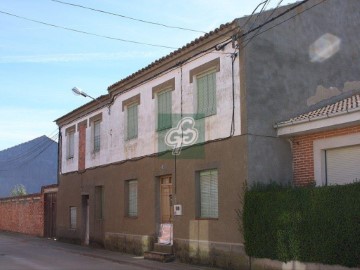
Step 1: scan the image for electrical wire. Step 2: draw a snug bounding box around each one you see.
[73,0,326,129]
[112,0,318,96]
[241,0,284,49]
[217,0,312,52]
[0,10,178,49]
[12,137,57,170]
[241,0,310,37]
[261,0,284,25]
[0,133,58,167]
[50,0,206,34]
[0,129,58,164]
[246,0,270,33]
[240,0,268,29]
[0,133,58,168]
[59,0,327,176]
[0,138,57,170]
[230,52,237,136]
[241,0,327,45]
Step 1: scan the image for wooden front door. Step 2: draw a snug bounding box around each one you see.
[44,192,57,238]
[160,176,173,223]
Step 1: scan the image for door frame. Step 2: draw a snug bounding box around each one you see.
[159,175,173,224]
[44,192,57,238]
[81,194,90,245]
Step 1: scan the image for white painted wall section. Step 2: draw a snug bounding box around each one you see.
[61,44,241,173]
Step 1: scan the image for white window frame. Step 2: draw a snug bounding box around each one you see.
[198,169,218,219]
[70,206,77,230]
[313,133,360,186]
[127,180,138,217]
[92,120,101,153]
[66,130,75,159]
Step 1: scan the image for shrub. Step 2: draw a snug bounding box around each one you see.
[242,182,360,267]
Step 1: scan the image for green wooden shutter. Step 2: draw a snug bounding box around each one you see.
[128,180,138,217]
[157,90,172,130]
[207,72,216,115]
[197,71,216,117]
[197,75,206,116]
[67,131,74,158]
[200,170,218,218]
[93,121,101,152]
[127,104,138,140]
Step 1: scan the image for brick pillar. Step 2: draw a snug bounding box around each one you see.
[78,120,87,171]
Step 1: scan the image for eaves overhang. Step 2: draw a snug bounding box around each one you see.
[107,21,241,95]
[275,107,360,137]
[54,21,241,128]
[54,94,110,127]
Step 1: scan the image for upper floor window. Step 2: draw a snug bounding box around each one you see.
[89,113,102,153]
[127,104,138,140]
[157,90,172,131]
[93,120,101,152]
[196,70,216,117]
[152,78,175,131]
[189,58,220,118]
[65,125,75,159]
[122,94,141,141]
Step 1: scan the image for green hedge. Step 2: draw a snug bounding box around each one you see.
[243,182,360,267]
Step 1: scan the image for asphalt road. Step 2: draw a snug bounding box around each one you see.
[0,232,216,270]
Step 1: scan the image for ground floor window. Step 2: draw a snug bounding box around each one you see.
[70,206,77,229]
[313,133,360,186]
[198,169,218,218]
[127,180,138,217]
[325,145,360,185]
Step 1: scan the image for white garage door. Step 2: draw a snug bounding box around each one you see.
[326,145,360,185]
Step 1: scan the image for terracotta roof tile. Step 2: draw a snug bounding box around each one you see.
[277,94,360,126]
[107,21,237,91]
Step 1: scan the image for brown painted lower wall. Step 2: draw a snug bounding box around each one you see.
[0,194,44,236]
[56,135,248,267]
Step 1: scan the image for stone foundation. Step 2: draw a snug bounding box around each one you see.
[173,238,249,269]
[104,232,154,256]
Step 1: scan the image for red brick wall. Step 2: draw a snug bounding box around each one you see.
[0,193,44,236]
[292,125,360,186]
[78,122,86,171]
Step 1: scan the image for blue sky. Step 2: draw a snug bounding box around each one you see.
[0,0,297,150]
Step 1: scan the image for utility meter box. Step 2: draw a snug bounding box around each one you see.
[174,204,182,216]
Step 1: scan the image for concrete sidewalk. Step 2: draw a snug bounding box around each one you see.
[0,231,220,270]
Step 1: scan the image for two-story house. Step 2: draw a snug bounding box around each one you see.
[55,0,360,268]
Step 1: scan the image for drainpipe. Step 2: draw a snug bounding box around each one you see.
[57,126,62,185]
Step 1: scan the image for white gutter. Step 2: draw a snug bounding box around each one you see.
[274,106,360,129]
[275,107,360,137]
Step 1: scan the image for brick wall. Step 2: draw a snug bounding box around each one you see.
[78,121,87,171]
[292,125,360,186]
[0,193,44,236]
